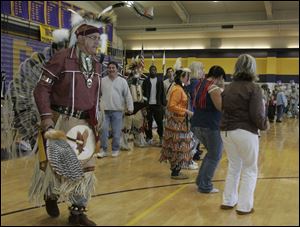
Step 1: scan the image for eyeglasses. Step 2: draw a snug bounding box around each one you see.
[86,35,101,41]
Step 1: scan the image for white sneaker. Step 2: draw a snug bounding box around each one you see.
[146,139,153,145]
[209,188,219,193]
[198,188,219,194]
[112,150,120,157]
[188,160,199,170]
[96,149,108,158]
[158,138,163,147]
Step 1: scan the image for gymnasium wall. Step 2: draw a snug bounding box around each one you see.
[1,31,298,89]
[126,49,299,83]
[1,33,50,88]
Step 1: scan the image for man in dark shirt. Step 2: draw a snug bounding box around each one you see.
[142,65,166,145]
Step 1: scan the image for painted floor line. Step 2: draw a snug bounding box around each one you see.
[1,176,298,216]
[125,184,188,226]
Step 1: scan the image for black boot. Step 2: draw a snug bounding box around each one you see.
[68,205,97,226]
[170,165,188,180]
[171,167,180,177]
[44,195,60,217]
[193,144,203,161]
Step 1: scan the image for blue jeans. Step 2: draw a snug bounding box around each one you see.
[276,105,284,121]
[101,110,123,152]
[192,127,223,192]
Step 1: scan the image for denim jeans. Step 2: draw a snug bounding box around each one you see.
[101,110,123,152]
[192,127,223,192]
[276,105,284,121]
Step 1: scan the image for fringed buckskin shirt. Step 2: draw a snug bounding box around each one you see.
[34,47,101,119]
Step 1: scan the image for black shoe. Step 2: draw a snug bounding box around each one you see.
[193,149,203,161]
[68,213,97,226]
[45,197,60,217]
[171,172,189,180]
[220,204,236,210]
[236,208,255,215]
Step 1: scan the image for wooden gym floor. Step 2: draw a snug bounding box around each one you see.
[1,118,299,226]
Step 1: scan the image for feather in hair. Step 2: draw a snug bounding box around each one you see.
[52,29,69,44]
[100,33,107,54]
[99,5,113,16]
[98,12,116,24]
[69,9,84,27]
[174,57,182,71]
[97,2,125,23]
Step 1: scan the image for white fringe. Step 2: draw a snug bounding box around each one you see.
[28,159,60,206]
[59,171,97,205]
[28,158,97,206]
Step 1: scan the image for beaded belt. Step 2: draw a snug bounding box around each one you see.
[51,105,89,119]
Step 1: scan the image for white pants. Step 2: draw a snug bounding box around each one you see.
[221,129,259,212]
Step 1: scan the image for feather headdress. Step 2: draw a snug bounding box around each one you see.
[52,29,70,44]
[174,57,182,71]
[128,55,143,70]
[174,57,191,73]
[51,28,70,50]
[68,9,106,48]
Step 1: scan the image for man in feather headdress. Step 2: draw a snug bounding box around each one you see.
[119,56,148,150]
[31,10,109,226]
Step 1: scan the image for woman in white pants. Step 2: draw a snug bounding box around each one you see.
[220,54,269,215]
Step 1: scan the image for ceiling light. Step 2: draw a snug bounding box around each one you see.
[220,45,271,49]
[131,46,205,50]
[287,45,299,48]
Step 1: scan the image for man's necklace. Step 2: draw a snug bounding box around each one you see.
[79,50,95,88]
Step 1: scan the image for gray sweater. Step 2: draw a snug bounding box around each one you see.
[101,76,133,112]
[220,81,268,135]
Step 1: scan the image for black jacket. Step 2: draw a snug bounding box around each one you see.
[142,76,166,106]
